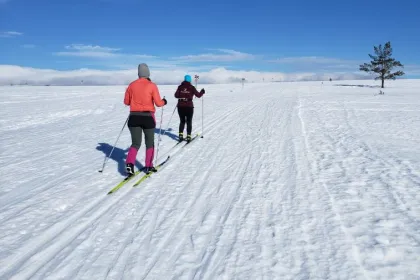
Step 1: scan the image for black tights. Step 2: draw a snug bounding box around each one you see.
[178,107,194,135]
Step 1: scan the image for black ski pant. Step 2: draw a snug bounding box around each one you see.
[127,112,156,150]
[178,106,194,135]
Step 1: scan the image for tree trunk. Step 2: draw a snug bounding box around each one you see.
[381,77,384,88]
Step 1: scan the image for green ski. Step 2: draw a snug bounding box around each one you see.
[133,156,171,187]
[107,170,142,195]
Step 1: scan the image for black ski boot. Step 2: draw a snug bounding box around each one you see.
[186,134,192,143]
[126,163,135,176]
[144,166,158,174]
[178,132,184,142]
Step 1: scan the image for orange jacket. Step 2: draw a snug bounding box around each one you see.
[124,78,165,112]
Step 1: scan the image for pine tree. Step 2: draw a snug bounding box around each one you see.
[359,41,405,88]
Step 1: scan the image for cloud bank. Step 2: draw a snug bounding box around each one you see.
[0,65,373,86]
[54,44,156,59]
[1,44,388,85]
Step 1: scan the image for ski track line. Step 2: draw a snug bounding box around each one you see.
[0,174,141,280]
[324,101,420,236]
[193,150,254,280]
[346,109,420,227]
[33,148,183,280]
[95,109,226,276]
[272,98,320,280]
[130,99,264,278]
[298,97,372,280]
[3,133,90,170]
[125,96,273,279]
[210,96,331,279]
[145,100,249,164]
[1,94,117,196]
[267,100,310,279]
[102,192,163,280]
[202,96,313,279]
[301,97,420,278]
[295,99,343,279]
[0,102,239,223]
[30,173,162,280]
[195,101,273,279]
[319,103,420,278]
[135,155,225,280]
[2,95,234,225]
[1,97,256,280]
[1,142,185,278]
[76,183,162,280]
[168,105,264,279]
[275,99,314,279]
[0,145,99,211]
[0,163,92,214]
[91,138,210,279]
[345,107,420,222]
[0,141,106,211]
[255,100,292,280]
[130,101,262,279]
[295,98,322,278]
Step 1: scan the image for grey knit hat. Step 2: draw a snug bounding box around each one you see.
[138,63,150,78]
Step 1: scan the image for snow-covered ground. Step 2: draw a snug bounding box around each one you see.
[0,80,419,280]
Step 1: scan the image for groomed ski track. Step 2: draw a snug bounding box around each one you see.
[0,82,419,279]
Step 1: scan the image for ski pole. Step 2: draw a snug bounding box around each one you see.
[155,99,165,164]
[162,104,177,139]
[98,116,128,173]
[201,95,204,138]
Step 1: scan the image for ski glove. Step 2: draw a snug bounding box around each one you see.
[162,98,167,105]
[200,89,205,94]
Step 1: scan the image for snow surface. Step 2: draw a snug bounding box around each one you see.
[0,80,419,280]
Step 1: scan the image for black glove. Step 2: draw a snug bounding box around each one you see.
[162,98,167,105]
[200,88,205,94]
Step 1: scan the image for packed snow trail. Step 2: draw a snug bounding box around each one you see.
[0,81,419,279]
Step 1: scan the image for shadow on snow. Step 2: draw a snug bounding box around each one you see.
[96,127,179,176]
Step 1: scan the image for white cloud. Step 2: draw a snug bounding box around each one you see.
[51,45,250,71]
[269,56,359,64]
[56,51,119,58]
[0,31,23,38]
[54,44,156,59]
[65,44,120,52]
[0,65,373,86]
[172,49,256,62]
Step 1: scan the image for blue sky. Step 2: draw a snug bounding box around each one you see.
[1,0,419,84]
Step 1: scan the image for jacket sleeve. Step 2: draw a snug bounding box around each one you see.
[124,86,131,105]
[193,86,204,98]
[152,83,166,107]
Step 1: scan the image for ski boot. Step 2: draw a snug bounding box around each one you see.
[144,166,158,174]
[126,163,135,177]
[186,134,192,143]
[178,132,184,142]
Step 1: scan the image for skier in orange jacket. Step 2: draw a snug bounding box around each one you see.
[124,63,167,175]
